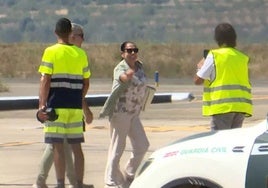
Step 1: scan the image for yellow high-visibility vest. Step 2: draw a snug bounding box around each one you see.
[203,47,252,117]
[39,43,91,136]
[39,43,90,109]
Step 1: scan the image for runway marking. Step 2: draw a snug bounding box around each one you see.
[88,125,210,132]
[144,125,210,132]
[0,183,34,186]
[0,183,57,187]
[0,126,209,148]
[0,141,39,147]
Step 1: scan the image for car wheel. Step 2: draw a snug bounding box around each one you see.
[162,177,222,188]
[171,185,208,188]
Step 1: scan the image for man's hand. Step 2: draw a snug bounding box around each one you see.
[82,99,93,124]
[84,107,93,124]
[36,107,49,123]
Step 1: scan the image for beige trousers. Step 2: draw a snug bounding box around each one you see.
[104,113,149,186]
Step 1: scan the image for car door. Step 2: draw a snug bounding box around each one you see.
[245,131,268,188]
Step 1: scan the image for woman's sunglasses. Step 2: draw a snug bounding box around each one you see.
[124,48,139,54]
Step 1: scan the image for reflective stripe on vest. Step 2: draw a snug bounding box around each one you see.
[203,48,252,116]
[48,73,83,108]
[41,61,53,69]
[50,73,83,90]
[44,121,84,135]
[44,132,84,139]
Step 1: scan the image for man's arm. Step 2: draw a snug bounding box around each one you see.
[36,74,51,123]
[82,78,93,124]
[194,58,205,85]
[39,74,51,109]
[82,78,89,98]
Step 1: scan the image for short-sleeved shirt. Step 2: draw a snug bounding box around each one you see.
[99,60,147,118]
[38,43,91,109]
[39,43,90,79]
[196,54,215,81]
[113,65,147,115]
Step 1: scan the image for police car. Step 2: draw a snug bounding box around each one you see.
[130,119,268,188]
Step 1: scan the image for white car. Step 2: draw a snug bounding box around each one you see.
[130,119,268,188]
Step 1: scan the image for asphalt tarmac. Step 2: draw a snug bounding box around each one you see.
[0,78,267,188]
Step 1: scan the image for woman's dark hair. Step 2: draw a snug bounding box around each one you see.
[120,41,137,52]
[214,23,236,47]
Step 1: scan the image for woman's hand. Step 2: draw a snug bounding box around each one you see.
[120,69,135,82]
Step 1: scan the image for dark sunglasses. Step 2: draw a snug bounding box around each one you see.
[124,48,139,54]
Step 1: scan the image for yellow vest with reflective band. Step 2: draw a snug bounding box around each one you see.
[39,43,91,109]
[203,48,252,117]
